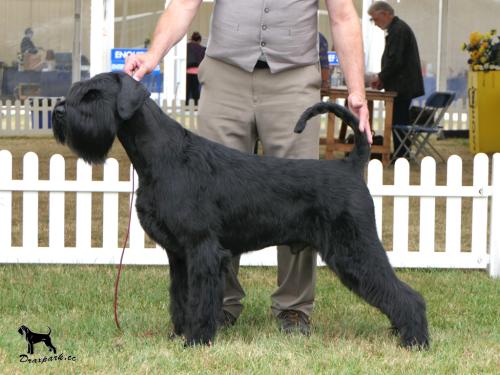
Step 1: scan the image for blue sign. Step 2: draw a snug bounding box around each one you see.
[328,51,339,66]
[111,48,161,75]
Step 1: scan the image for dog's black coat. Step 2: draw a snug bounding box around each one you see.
[18,325,57,354]
[52,72,429,348]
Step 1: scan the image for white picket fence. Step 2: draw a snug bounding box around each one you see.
[0,98,199,134]
[0,97,468,136]
[0,150,498,277]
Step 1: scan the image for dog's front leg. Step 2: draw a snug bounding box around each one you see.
[184,240,228,347]
[166,251,189,338]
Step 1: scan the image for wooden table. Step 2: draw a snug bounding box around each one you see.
[321,87,397,166]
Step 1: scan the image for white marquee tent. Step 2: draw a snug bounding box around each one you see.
[83,0,452,102]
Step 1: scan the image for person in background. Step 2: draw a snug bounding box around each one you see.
[124,0,371,336]
[186,31,206,105]
[21,28,38,54]
[368,1,424,159]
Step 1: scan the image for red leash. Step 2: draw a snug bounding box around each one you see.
[114,169,136,331]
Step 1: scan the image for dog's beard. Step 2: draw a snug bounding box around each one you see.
[65,102,117,164]
[52,111,67,144]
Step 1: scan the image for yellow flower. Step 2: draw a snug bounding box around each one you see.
[470,31,482,45]
[462,29,497,70]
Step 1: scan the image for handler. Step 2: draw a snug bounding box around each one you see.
[124,0,371,335]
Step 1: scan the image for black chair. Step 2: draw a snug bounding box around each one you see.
[392,91,456,163]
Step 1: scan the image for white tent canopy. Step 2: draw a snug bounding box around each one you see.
[87,0,449,101]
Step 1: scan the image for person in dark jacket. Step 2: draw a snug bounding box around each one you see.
[186,31,206,105]
[369,1,424,159]
[21,28,38,54]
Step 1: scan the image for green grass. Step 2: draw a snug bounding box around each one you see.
[0,265,498,374]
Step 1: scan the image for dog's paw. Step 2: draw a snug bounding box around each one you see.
[388,325,399,337]
[168,331,183,340]
[400,334,430,350]
[183,337,212,347]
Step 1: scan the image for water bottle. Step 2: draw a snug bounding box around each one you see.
[328,51,344,88]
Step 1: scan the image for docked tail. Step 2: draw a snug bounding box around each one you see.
[294,102,370,171]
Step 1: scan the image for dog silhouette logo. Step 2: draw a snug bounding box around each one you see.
[17,325,57,355]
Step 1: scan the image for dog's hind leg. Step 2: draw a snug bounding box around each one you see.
[322,216,429,349]
[184,240,229,346]
[166,251,189,338]
[45,339,56,354]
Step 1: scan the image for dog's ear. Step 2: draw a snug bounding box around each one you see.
[116,73,150,120]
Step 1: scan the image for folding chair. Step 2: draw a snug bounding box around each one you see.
[392,91,456,163]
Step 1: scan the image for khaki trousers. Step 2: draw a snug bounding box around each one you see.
[197,56,321,318]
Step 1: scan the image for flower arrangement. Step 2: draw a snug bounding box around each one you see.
[462,29,500,71]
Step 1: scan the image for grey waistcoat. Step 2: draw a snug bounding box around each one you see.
[206,0,319,73]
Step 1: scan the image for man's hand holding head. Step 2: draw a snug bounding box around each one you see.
[124,52,159,81]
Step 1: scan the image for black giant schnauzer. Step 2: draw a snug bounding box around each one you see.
[18,325,57,354]
[52,72,429,349]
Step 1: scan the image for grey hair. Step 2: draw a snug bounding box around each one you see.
[368,1,395,15]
